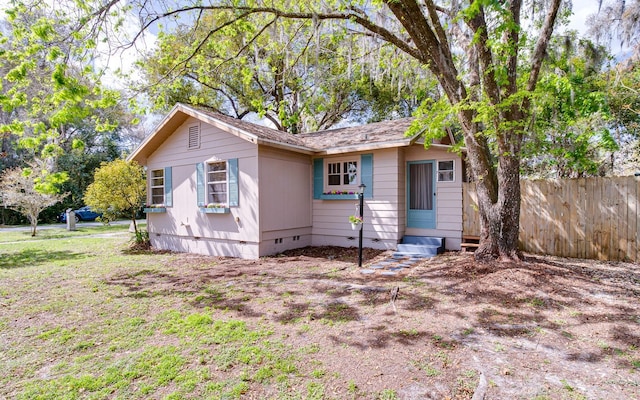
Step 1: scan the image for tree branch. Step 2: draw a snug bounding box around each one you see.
[184,72,240,112]
[528,0,562,91]
[424,0,453,62]
[125,4,424,62]
[465,3,501,107]
[506,0,522,95]
[264,113,283,131]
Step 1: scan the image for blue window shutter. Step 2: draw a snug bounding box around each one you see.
[196,162,205,207]
[313,158,323,199]
[361,154,373,199]
[228,158,239,207]
[164,167,173,207]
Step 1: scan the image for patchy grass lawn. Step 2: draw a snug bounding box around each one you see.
[0,223,143,243]
[0,230,639,399]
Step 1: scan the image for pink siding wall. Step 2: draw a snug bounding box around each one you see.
[146,117,261,258]
[258,147,313,255]
[311,145,463,251]
[311,148,403,250]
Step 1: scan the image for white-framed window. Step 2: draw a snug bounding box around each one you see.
[207,161,227,204]
[326,159,358,190]
[437,160,455,182]
[150,169,165,204]
[188,124,200,149]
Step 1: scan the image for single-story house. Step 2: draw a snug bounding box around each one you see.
[128,103,466,259]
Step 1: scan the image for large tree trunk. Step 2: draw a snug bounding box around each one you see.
[380,0,559,262]
[456,108,523,261]
[383,0,528,261]
[474,154,522,261]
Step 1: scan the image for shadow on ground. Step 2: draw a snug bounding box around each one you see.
[101,247,640,369]
[0,249,85,269]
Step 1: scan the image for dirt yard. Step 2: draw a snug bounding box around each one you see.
[110,246,640,399]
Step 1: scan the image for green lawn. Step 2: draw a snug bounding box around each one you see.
[0,226,323,400]
[0,223,143,243]
[3,225,637,399]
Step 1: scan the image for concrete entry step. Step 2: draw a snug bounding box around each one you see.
[402,235,445,247]
[396,244,440,257]
[394,236,445,259]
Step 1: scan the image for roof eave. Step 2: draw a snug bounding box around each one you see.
[317,139,413,155]
[429,143,465,151]
[127,104,186,164]
[193,110,315,154]
[415,137,467,152]
[255,138,316,154]
[180,104,260,143]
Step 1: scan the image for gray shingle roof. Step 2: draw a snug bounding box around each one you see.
[297,118,416,150]
[129,103,425,164]
[191,106,310,148]
[192,105,417,151]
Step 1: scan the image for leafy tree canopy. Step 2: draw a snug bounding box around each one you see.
[137,9,438,133]
[0,4,121,163]
[522,34,618,178]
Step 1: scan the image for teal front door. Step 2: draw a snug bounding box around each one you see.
[407,161,436,229]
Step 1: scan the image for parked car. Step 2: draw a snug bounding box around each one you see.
[58,206,103,223]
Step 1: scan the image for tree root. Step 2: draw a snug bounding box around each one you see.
[472,357,489,400]
[474,245,523,264]
[471,370,488,400]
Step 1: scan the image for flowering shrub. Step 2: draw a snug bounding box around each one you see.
[348,215,363,224]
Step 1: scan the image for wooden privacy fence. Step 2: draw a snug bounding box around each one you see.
[463,176,640,262]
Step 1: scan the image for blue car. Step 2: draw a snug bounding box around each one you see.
[58,206,103,223]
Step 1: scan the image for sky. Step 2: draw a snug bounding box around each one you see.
[567,0,600,33]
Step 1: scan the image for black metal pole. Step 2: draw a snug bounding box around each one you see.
[358,190,364,267]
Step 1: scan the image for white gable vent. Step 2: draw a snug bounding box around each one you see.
[188,125,200,149]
